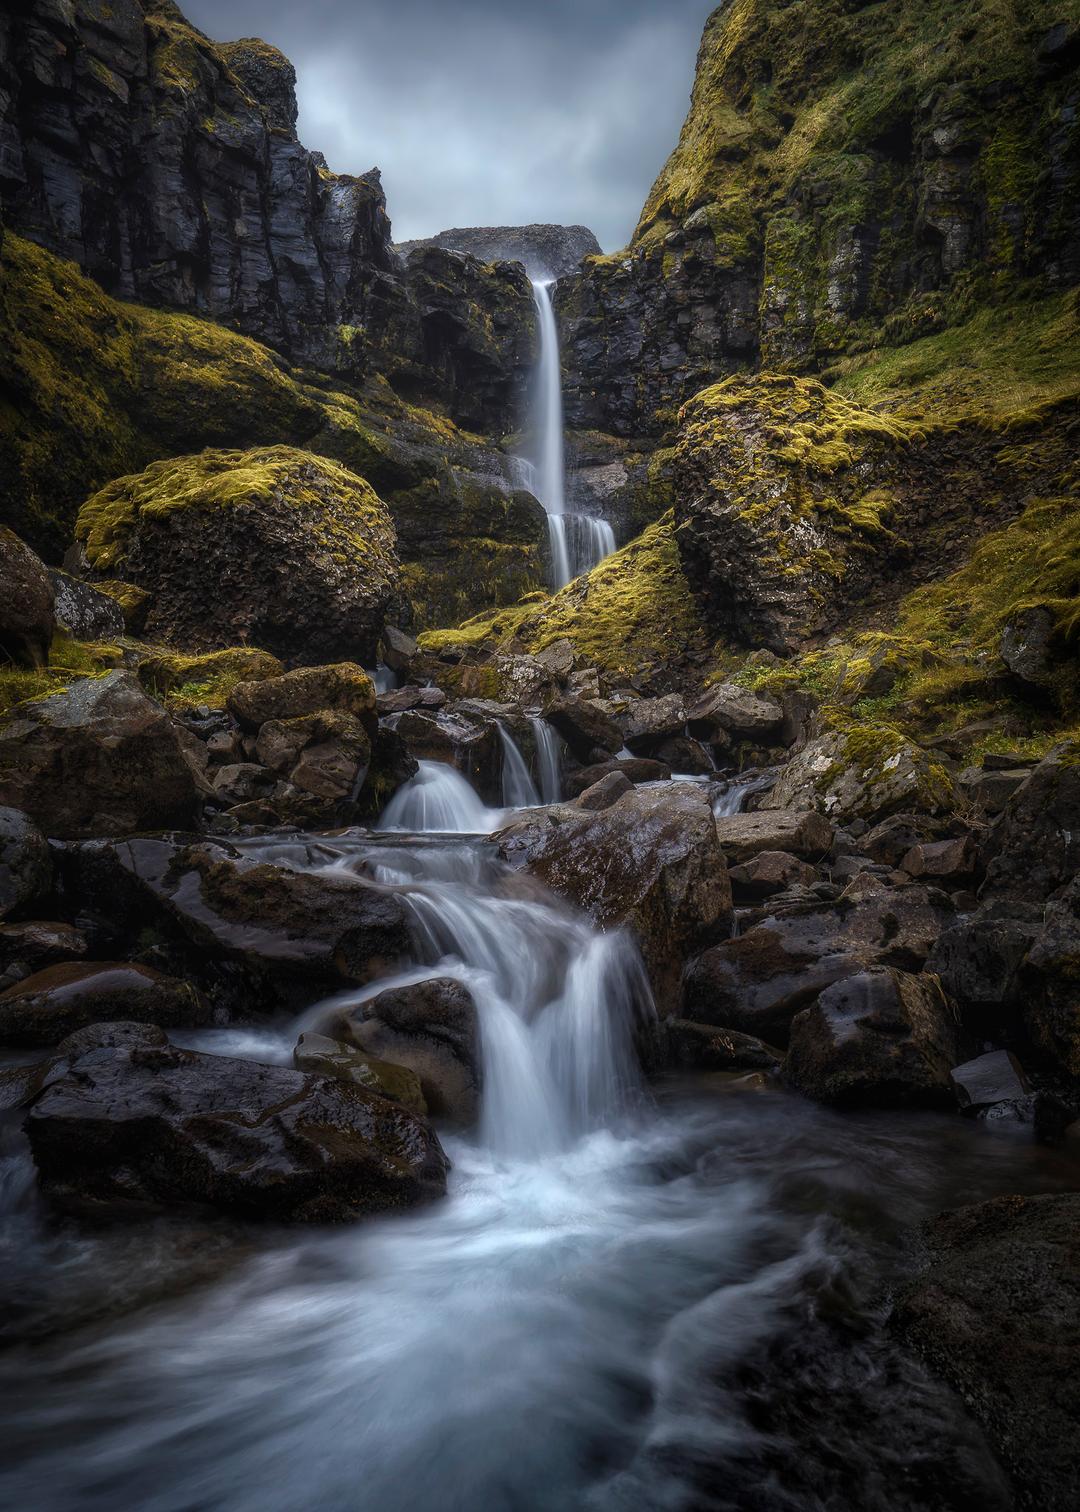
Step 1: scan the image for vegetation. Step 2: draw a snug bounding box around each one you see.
[0,635,123,720]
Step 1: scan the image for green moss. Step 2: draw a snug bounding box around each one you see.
[0,634,122,719]
[137,647,284,707]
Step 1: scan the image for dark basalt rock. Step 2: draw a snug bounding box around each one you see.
[979,748,1080,905]
[293,1031,427,1117]
[0,961,210,1048]
[0,526,54,668]
[397,224,601,280]
[25,1036,449,1222]
[544,698,623,763]
[47,568,125,641]
[563,756,672,797]
[0,807,51,919]
[714,810,834,865]
[664,1018,782,1074]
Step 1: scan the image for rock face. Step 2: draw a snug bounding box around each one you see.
[894,1194,1080,1512]
[75,448,400,667]
[0,526,54,668]
[0,961,209,1048]
[0,672,204,838]
[397,224,602,280]
[26,1033,449,1221]
[497,783,731,1013]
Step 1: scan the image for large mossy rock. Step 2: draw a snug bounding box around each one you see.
[0,526,54,669]
[25,1031,449,1222]
[761,728,955,824]
[894,1193,1080,1512]
[672,375,913,651]
[75,447,400,666]
[0,671,205,838]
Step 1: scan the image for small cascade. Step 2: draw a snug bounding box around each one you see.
[713,770,776,817]
[371,663,397,694]
[376,760,502,834]
[529,715,562,803]
[527,278,615,589]
[497,722,541,808]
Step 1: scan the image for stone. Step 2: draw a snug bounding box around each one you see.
[211,763,276,807]
[620,694,687,755]
[761,731,953,824]
[728,850,819,898]
[979,748,1080,905]
[227,663,377,732]
[957,766,1030,814]
[926,910,1038,1039]
[950,1050,1030,1111]
[380,625,419,676]
[47,569,124,641]
[665,1019,782,1073]
[1000,606,1059,695]
[0,672,204,838]
[862,813,944,866]
[0,961,210,1048]
[714,810,834,865]
[899,835,978,882]
[498,783,731,1013]
[376,686,447,716]
[0,921,87,984]
[0,807,51,919]
[544,697,623,762]
[563,757,671,796]
[398,224,601,280]
[1020,874,1080,1077]
[686,683,783,742]
[532,639,577,680]
[0,526,54,668]
[576,771,633,811]
[784,968,960,1106]
[26,1039,448,1222]
[294,1031,427,1117]
[894,1194,1080,1512]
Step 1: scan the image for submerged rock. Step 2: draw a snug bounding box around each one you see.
[25,1037,449,1222]
[0,961,210,1048]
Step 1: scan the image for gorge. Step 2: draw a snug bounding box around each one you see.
[1,2,1080,1510]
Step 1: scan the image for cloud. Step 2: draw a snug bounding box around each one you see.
[180,0,715,249]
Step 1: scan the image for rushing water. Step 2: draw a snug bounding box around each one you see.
[497,722,542,809]
[527,279,615,589]
[1,773,1076,1511]
[530,714,563,803]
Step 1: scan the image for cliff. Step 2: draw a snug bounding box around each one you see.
[397,224,602,280]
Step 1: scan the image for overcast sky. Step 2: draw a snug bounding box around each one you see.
[181,0,716,250]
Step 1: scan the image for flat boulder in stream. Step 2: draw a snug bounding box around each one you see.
[496,783,731,1014]
[26,1037,449,1222]
[714,809,833,865]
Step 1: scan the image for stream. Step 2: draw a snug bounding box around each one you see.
[0,760,1075,1512]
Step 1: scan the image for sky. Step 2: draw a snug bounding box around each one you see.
[181,0,716,250]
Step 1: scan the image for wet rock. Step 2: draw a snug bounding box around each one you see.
[685,886,954,1045]
[227,663,377,732]
[950,1049,1030,1111]
[899,835,978,883]
[784,968,960,1107]
[651,736,714,774]
[294,1031,427,1117]
[497,783,731,1013]
[1020,874,1080,1077]
[714,809,834,865]
[0,961,210,1048]
[375,686,447,716]
[0,673,205,839]
[686,683,784,743]
[388,708,499,800]
[0,920,87,988]
[47,569,124,641]
[563,756,671,797]
[26,1039,448,1222]
[1000,606,1058,696]
[211,763,276,807]
[0,526,54,668]
[894,1193,1080,1512]
[0,807,51,919]
[665,1019,782,1074]
[728,850,819,899]
[327,977,480,1125]
[380,625,418,676]
[979,747,1080,905]
[544,697,623,762]
[620,694,687,755]
[532,639,577,681]
[926,910,1038,1042]
[576,771,633,811]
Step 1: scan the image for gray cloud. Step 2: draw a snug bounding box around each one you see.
[180,0,715,249]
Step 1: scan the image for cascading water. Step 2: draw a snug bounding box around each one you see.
[528,278,615,589]
[377,759,502,833]
[530,714,562,803]
[497,722,541,809]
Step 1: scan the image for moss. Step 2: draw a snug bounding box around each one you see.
[0,634,122,720]
[137,647,284,707]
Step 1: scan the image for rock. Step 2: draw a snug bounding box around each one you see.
[576,771,633,811]
[380,625,418,676]
[77,449,400,667]
[665,1019,782,1074]
[980,747,1080,905]
[325,977,480,1124]
[862,813,944,866]
[375,686,447,716]
[1000,605,1059,696]
[761,731,953,824]
[227,663,377,732]
[544,697,623,762]
[894,1194,1080,1512]
[957,765,1030,814]
[651,736,714,773]
[714,810,834,864]
[294,1031,427,1117]
[899,835,978,882]
[0,672,204,838]
[0,961,210,1048]
[0,808,51,919]
[398,224,601,279]
[388,707,500,800]
[532,638,577,681]
[211,763,276,807]
[784,968,960,1106]
[620,694,686,755]
[563,757,671,796]
[686,683,783,742]
[47,569,124,641]
[254,710,371,805]
[1020,874,1080,1077]
[927,910,1038,1040]
[0,526,54,668]
[950,1050,1031,1111]
[0,921,87,985]
[26,1039,448,1222]
[728,850,820,898]
[685,886,954,1044]
[497,783,731,1013]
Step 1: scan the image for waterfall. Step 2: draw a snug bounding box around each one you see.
[528,278,615,589]
[713,771,776,816]
[529,715,562,803]
[497,722,541,808]
[376,760,503,833]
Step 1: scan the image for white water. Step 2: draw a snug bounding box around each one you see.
[713,771,776,817]
[497,722,542,809]
[528,279,615,589]
[530,715,562,803]
[377,759,503,833]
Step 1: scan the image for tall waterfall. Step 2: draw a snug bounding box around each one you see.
[528,278,615,590]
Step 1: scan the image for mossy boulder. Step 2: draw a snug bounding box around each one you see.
[673,374,915,651]
[137,647,285,707]
[0,961,210,1049]
[226,662,376,731]
[76,447,400,667]
[0,527,55,670]
[761,726,955,824]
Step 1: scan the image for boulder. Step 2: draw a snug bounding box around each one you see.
[543,697,623,762]
[0,526,54,668]
[47,569,124,641]
[761,730,953,824]
[75,448,401,667]
[293,1031,427,1116]
[728,850,819,898]
[980,747,1080,905]
[926,910,1038,1043]
[375,686,447,717]
[211,763,276,807]
[380,624,419,676]
[783,967,960,1106]
[0,807,51,919]
[0,920,87,982]
[325,977,480,1124]
[899,835,978,883]
[999,605,1059,696]
[563,756,671,796]
[0,961,210,1047]
[255,710,371,803]
[0,672,205,838]
[227,662,376,732]
[387,708,499,799]
[714,809,834,864]
[497,783,731,1013]
[619,694,686,755]
[665,1019,782,1074]
[862,813,943,866]
[685,886,954,1044]
[686,683,783,742]
[957,765,1030,815]
[26,1038,448,1222]
[576,771,633,811]
[950,1049,1030,1111]
[894,1193,1080,1512]
[1019,874,1080,1077]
